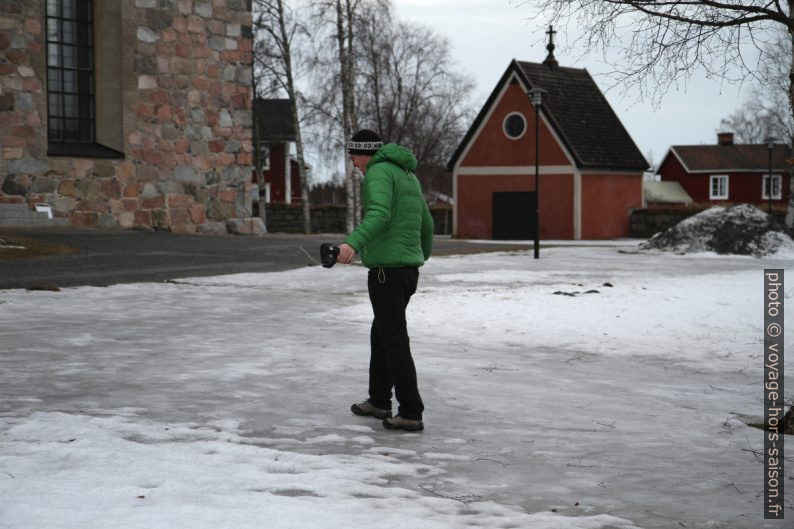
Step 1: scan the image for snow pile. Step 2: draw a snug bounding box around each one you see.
[640,204,794,257]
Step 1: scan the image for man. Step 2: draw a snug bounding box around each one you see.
[337,129,434,432]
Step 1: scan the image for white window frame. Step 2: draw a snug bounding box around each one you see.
[502,112,527,140]
[762,174,782,200]
[709,174,729,200]
[256,142,270,171]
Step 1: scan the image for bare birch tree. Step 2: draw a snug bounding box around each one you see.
[514,0,794,228]
[308,0,401,230]
[308,1,473,198]
[336,0,359,230]
[253,0,312,233]
[355,10,475,195]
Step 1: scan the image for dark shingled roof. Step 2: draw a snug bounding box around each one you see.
[448,60,648,171]
[669,144,791,172]
[254,98,295,142]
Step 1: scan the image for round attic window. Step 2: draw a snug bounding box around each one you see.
[503,112,526,140]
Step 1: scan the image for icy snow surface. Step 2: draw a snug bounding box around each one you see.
[0,245,792,528]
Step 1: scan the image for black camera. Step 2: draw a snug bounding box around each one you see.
[320,243,340,268]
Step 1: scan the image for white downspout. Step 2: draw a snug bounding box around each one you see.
[284,142,292,205]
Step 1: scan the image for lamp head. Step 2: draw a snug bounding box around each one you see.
[528,87,547,106]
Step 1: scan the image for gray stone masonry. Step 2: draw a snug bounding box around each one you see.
[0,0,254,233]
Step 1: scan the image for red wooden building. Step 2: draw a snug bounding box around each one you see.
[656,133,791,208]
[447,48,648,240]
[253,98,302,205]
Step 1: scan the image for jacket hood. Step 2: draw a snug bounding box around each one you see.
[368,143,417,172]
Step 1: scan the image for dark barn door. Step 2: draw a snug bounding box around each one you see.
[492,192,536,240]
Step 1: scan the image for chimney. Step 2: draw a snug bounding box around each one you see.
[717,132,734,146]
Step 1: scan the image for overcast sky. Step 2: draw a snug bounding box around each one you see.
[391,0,755,168]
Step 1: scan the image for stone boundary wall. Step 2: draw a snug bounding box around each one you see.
[263,204,345,234]
[265,203,789,238]
[0,0,253,233]
[265,204,452,235]
[430,207,452,235]
[629,207,707,238]
[630,206,786,238]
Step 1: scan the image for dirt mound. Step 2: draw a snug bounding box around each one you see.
[640,204,794,257]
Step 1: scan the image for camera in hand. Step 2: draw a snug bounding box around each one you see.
[320,243,340,268]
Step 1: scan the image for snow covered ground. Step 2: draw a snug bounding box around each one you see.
[0,243,792,528]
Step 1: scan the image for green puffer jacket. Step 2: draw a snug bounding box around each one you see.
[344,143,434,268]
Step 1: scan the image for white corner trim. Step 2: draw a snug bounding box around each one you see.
[284,141,292,205]
[641,172,646,207]
[452,169,458,236]
[573,171,581,240]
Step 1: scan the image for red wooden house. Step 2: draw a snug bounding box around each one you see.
[656,133,791,208]
[253,98,302,205]
[447,48,648,240]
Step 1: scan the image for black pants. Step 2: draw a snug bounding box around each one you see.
[367,266,424,421]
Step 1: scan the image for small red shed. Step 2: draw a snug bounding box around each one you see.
[253,98,303,204]
[448,51,648,240]
[656,133,791,208]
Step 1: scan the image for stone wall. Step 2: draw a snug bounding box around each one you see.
[265,203,453,235]
[631,205,788,238]
[264,204,345,234]
[629,207,706,238]
[0,0,253,233]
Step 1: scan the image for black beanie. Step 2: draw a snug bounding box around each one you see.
[346,129,383,155]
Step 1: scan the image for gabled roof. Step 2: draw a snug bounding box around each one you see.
[254,98,295,142]
[664,144,791,173]
[448,60,648,172]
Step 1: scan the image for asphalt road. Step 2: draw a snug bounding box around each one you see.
[0,227,532,290]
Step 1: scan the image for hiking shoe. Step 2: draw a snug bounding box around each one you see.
[351,400,392,419]
[382,415,424,432]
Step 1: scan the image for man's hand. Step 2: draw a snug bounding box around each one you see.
[338,243,356,264]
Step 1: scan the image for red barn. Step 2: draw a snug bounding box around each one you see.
[253,98,302,205]
[656,133,791,208]
[448,54,648,240]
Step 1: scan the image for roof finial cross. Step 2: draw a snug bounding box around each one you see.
[543,24,558,69]
[546,25,556,48]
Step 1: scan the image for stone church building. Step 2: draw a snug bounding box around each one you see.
[0,0,254,233]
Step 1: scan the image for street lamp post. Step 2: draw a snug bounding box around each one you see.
[765,137,775,215]
[528,87,546,259]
